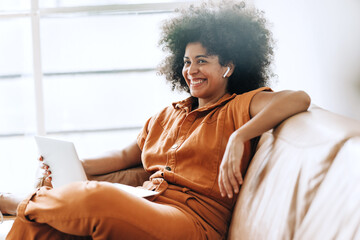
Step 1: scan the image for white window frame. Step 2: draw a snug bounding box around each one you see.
[0,0,196,137]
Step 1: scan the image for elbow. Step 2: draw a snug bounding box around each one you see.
[81,159,90,174]
[81,159,96,175]
[294,90,311,112]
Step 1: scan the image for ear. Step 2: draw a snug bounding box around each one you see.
[223,62,235,78]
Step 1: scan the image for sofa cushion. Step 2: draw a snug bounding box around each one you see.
[228,106,360,239]
[293,136,360,239]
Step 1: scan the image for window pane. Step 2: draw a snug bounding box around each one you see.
[0,18,35,135]
[0,77,36,135]
[40,0,194,8]
[0,18,33,76]
[0,0,30,12]
[43,71,188,132]
[40,13,172,73]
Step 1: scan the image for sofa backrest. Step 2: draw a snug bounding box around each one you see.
[228,105,360,239]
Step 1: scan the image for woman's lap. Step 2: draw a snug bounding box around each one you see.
[7,181,205,240]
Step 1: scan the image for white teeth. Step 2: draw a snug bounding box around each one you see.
[190,79,205,85]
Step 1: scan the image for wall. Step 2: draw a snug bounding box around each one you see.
[254,0,360,120]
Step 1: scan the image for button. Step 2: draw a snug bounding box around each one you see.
[171,144,178,149]
[165,166,171,171]
[182,187,189,193]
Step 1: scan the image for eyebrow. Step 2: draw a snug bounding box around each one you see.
[183,55,209,59]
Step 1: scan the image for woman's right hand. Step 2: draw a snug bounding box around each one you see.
[39,156,52,184]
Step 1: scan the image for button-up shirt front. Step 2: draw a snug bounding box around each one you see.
[138,87,270,210]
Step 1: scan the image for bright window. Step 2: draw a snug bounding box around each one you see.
[0,1,191,193]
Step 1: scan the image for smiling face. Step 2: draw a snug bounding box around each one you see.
[182,42,230,108]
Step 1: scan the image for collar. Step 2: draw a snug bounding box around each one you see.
[172,93,237,113]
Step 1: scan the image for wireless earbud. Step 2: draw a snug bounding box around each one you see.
[223,67,230,78]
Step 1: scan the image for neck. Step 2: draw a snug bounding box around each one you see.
[197,92,228,109]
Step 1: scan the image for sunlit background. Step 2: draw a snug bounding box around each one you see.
[0,0,359,193]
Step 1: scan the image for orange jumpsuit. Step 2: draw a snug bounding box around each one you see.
[7,87,269,240]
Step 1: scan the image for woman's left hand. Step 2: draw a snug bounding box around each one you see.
[218,131,245,199]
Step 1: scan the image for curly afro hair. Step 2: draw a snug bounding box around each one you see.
[158,0,274,95]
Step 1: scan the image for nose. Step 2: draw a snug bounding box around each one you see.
[188,63,199,75]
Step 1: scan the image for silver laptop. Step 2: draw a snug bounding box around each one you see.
[35,136,87,188]
[34,136,158,198]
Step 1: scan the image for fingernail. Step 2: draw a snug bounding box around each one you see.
[228,194,232,198]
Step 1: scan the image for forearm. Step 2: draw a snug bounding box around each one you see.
[235,90,311,142]
[82,140,142,175]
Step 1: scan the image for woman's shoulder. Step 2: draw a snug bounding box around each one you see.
[231,87,272,104]
[226,87,272,116]
[223,87,272,127]
[154,105,176,119]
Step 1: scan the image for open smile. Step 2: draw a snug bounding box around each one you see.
[189,78,207,86]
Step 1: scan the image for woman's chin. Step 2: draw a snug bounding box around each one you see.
[189,89,205,98]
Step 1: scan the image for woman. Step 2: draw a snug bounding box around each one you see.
[1,1,310,239]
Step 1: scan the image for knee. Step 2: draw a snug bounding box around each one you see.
[59,181,112,210]
[77,181,109,199]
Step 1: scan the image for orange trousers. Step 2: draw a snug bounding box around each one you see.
[6,181,222,240]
